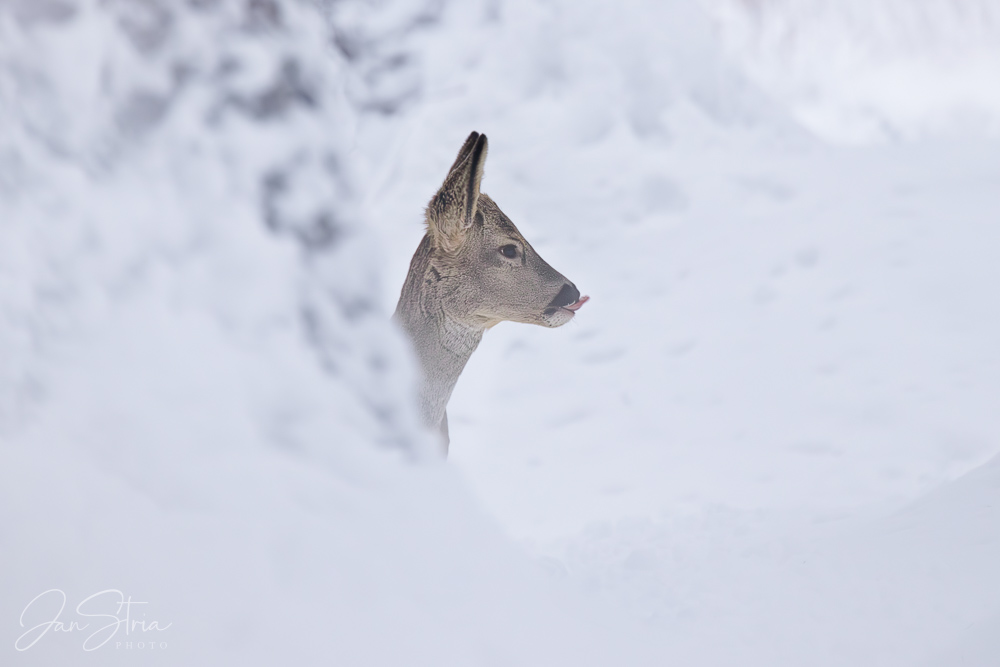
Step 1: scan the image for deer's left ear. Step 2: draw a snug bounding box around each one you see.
[427,132,487,254]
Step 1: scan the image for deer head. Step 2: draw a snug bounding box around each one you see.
[394,131,588,451]
[421,132,587,328]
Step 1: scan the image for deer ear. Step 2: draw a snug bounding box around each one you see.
[427,133,488,254]
[446,131,481,177]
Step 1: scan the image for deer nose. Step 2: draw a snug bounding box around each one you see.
[549,282,581,309]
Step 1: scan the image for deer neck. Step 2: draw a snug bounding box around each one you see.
[393,239,484,430]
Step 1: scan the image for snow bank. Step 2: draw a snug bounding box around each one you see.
[545,453,1000,666]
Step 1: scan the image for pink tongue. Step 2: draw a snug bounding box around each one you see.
[564,295,590,311]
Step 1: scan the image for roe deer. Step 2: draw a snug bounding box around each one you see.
[394,132,588,454]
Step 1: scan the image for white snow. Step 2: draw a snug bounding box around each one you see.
[706,0,1000,142]
[3,0,999,665]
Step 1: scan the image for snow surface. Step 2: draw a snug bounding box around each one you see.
[707,0,1000,142]
[3,0,999,665]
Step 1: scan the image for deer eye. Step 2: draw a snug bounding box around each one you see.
[499,244,518,259]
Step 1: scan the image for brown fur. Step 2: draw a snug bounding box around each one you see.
[393,132,583,454]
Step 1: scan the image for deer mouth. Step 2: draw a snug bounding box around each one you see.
[540,284,587,326]
[543,295,589,318]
